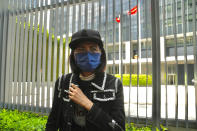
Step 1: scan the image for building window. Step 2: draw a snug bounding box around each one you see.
[107,44,126,60]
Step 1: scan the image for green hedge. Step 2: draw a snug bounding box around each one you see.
[0,108,47,131]
[0,108,167,131]
[115,74,152,86]
[126,123,167,131]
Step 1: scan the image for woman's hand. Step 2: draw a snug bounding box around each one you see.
[68,83,93,111]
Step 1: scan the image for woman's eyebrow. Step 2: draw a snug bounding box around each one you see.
[76,45,85,48]
[90,45,99,48]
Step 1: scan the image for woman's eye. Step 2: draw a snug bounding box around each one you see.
[77,48,85,52]
[91,47,98,51]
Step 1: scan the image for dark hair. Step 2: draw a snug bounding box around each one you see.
[69,46,106,74]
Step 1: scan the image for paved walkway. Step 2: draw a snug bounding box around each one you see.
[123,85,196,120]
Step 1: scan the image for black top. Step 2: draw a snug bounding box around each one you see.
[72,76,92,129]
[46,72,125,131]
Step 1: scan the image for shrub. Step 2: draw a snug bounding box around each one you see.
[126,123,168,131]
[0,108,47,131]
[115,74,152,86]
[0,109,168,131]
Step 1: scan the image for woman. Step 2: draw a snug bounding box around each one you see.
[45,29,125,131]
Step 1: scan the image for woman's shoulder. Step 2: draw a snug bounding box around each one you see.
[106,73,120,81]
[55,73,73,83]
[95,72,121,82]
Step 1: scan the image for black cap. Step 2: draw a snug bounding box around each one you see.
[69,29,103,49]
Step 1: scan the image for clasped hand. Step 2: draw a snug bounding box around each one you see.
[68,83,93,111]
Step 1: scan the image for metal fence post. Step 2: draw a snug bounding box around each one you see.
[151,0,161,129]
[0,0,9,108]
[0,1,3,108]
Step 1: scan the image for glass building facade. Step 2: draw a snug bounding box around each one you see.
[50,0,197,85]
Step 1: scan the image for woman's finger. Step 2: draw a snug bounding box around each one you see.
[68,90,74,96]
[69,87,75,92]
[71,83,78,89]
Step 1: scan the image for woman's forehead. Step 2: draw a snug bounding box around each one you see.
[77,41,99,48]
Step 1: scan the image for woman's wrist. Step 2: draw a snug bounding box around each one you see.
[83,99,93,111]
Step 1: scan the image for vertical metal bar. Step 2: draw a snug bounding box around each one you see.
[22,7,29,111]
[112,0,115,75]
[12,0,18,110]
[35,0,44,113]
[21,0,26,112]
[151,0,161,128]
[104,0,108,70]
[98,0,101,32]
[120,0,123,83]
[4,0,11,109]
[172,0,179,127]
[24,0,27,10]
[0,11,3,108]
[144,0,149,126]
[84,0,88,29]
[31,0,39,111]
[13,1,21,109]
[0,0,9,108]
[0,1,4,107]
[46,5,54,113]
[91,0,94,29]
[78,0,81,30]
[182,0,189,128]
[128,0,132,123]
[26,1,34,111]
[4,6,13,110]
[6,0,10,110]
[9,1,14,108]
[186,1,189,33]
[59,0,64,78]
[87,2,91,29]
[0,5,2,107]
[17,0,25,110]
[162,0,168,127]
[0,15,1,106]
[5,0,13,109]
[9,0,17,110]
[71,0,76,72]
[65,1,70,74]
[192,0,197,127]
[72,0,76,34]
[41,0,48,113]
[136,0,139,123]
[52,1,59,108]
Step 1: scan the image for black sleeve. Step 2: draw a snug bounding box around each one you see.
[45,78,60,131]
[86,79,125,131]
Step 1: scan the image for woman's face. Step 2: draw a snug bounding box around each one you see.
[73,42,102,72]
